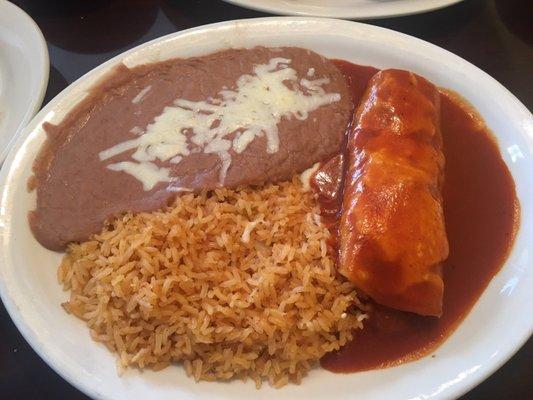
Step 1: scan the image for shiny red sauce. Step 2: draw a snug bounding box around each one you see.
[310,62,379,250]
[318,61,519,373]
[311,154,344,230]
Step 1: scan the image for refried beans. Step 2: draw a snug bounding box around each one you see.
[29,47,353,250]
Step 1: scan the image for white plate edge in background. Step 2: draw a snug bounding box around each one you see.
[222,0,464,19]
[0,0,49,163]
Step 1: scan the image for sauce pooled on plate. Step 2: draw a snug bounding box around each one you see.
[317,60,519,372]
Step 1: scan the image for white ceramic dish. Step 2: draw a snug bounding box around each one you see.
[222,0,464,19]
[0,0,49,163]
[0,17,532,400]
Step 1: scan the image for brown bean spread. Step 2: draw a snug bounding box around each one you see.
[29,47,353,250]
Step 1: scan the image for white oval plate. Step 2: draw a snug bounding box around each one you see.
[222,0,464,19]
[0,0,48,163]
[0,17,532,400]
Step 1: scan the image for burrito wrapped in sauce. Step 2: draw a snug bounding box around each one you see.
[339,69,449,317]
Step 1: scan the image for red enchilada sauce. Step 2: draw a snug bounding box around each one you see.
[310,63,379,252]
[317,61,519,373]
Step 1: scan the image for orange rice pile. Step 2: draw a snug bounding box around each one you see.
[58,178,365,388]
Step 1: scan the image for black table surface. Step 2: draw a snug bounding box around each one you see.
[2,0,532,398]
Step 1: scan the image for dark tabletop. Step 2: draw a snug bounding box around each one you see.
[1,0,532,398]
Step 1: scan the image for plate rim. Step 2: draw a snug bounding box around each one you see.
[0,16,531,400]
[0,0,49,163]
[221,0,465,19]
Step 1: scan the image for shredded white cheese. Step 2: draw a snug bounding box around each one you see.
[131,85,152,104]
[169,155,182,164]
[299,162,320,191]
[167,186,193,193]
[107,161,171,191]
[100,58,341,191]
[129,126,144,135]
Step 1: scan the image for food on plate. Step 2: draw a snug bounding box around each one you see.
[27,45,519,387]
[320,79,519,374]
[29,47,352,251]
[339,70,448,317]
[59,178,365,387]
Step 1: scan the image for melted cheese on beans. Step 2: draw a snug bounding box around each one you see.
[99,58,340,190]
